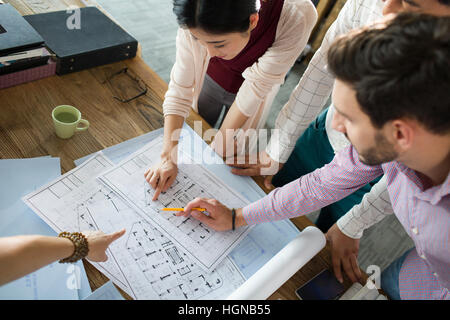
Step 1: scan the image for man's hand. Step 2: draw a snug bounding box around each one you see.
[326,223,362,284]
[177,198,247,231]
[83,229,126,262]
[144,157,178,201]
[227,151,283,190]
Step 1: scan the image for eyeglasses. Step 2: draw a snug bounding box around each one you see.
[103,67,148,103]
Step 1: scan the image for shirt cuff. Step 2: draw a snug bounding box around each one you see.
[265,135,295,164]
[336,212,365,240]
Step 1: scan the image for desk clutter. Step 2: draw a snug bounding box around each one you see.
[0,3,55,89]
[0,3,137,89]
[24,6,138,75]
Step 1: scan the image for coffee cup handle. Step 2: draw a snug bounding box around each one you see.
[76,119,90,132]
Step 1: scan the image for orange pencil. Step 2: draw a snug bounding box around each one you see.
[160,207,206,212]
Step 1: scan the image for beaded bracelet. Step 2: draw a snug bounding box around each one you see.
[58,232,89,263]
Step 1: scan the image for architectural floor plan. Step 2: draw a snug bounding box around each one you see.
[23,153,245,299]
[88,197,244,299]
[23,154,130,292]
[98,136,253,272]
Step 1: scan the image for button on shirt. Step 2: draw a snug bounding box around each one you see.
[242,146,450,299]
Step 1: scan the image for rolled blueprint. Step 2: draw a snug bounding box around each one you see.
[227,226,326,300]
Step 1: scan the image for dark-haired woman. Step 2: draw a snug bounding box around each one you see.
[145,0,317,200]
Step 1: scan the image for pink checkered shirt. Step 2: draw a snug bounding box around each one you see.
[243,146,450,299]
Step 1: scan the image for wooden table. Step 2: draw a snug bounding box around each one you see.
[310,0,347,53]
[1,0,370,300]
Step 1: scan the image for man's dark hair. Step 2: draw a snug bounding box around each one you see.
[439,0,450,5]
[172,0,260,34]
[327,13,450,134]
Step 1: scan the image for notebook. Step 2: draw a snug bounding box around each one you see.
[0,4,44,56]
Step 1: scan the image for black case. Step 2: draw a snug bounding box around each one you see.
[0,4,44,56]
[24,7,138,75]
[0,56,50,75]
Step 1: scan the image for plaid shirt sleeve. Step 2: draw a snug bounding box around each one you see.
[265,0,358,163]
[336,176,394,239]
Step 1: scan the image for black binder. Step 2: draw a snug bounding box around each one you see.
[24,7,138,75]
[0,4,44,56]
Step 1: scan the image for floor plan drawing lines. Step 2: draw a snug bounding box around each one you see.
[87,197,246,300]
[23,152,246,300]
[98,136,254,272]
[22,153,133,296]
[126,221,223,299]
[22,154,112,231]
[143,177,213,246]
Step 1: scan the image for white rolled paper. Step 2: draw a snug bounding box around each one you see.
[227,226,326,300]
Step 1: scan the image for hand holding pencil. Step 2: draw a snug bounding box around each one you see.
[163,198,247,232]
[160,207,206,212]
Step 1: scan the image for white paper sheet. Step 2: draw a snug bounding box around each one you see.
[74,128,164,166]
[87,197,245,299]
[22,153,132,295]
[23,153,245,299]
[98,136,253,272]
[84,281,124,300]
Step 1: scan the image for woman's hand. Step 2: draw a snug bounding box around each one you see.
[229,150,283,190]
[83,229,126,262]
[144,157,178,201]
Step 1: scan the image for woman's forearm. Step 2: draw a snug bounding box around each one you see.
[219,101,249,132]
[0,235,74,286]
[215,101,250,157]
[161,114,185,161]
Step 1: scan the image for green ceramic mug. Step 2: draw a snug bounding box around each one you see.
[52,105,90,139]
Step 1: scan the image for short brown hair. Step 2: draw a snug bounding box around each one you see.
[327,13,450,134]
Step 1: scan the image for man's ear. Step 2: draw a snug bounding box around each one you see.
[390,119,415,152]
[249,13,259,31]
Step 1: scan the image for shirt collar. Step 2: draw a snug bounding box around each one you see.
[393,162,450,205]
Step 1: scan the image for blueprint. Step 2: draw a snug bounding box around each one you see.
[98,136,253,272]
[87,197,244,299]
[75,125,301,279]
[22,153,245,299]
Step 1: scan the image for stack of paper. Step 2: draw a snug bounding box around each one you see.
[339,281,388,300]
[0,156,91,300]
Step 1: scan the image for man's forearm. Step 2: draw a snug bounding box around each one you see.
[242,146,383,225]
